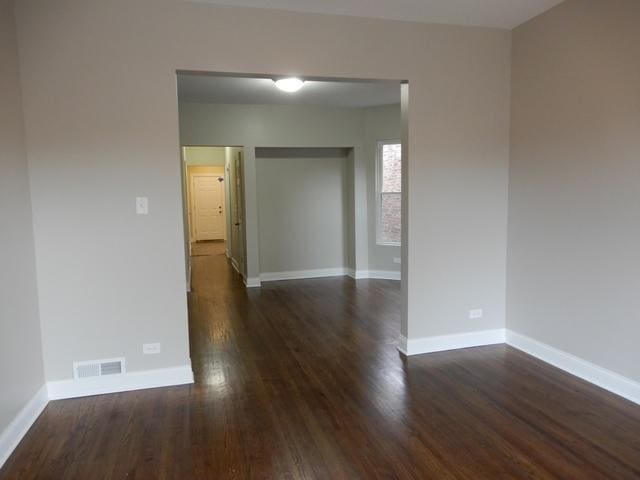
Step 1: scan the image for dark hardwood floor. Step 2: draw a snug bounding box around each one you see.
[2,247,640,479]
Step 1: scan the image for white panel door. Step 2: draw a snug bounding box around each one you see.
[192,174,224,241]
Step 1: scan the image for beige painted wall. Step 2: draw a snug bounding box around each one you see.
[180,103,366,148]
[364,105,402,272]
[509,0,640,381]
[183,146,226,166]
[15,0,510,380]
[257,152,349,274]
[0,0,45,435]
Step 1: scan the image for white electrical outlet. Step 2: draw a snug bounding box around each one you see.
[469,309,483,319]
[393,257,401,264]
[136,197,149,215]
[142,343,161,354]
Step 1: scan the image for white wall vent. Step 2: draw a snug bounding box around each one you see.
[73,357,126,380]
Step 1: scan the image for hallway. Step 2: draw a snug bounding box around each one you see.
[2,253,640,478]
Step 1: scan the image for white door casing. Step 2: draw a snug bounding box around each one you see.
[233,152,246,275]
[191,173,225,241]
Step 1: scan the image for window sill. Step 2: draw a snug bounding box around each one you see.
[376,242,401,247]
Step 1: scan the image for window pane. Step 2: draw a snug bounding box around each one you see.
[380,193,401,244]
[382,143,401,193]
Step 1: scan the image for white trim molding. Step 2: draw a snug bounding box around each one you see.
[244,276,261,288]
[255,268,401,283]
[506,330,640,406]
[230,257,241,274]
[1,367,194,466]
[260,268,349,282]
[399,329,506,356]
[357,270,400,280]
[398,335,409,355]
[367,270,400,280]
[47,365,194,400]
[231,259,260,288]
[0,384,48,469]
[399,328,640,406]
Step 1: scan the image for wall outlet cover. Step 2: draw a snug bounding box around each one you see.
[393,257,401,264]
[469,309,483,319]
[136,197,149,215]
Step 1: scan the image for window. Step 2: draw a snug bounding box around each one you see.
[376,141,402,246]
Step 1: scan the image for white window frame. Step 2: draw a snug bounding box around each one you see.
[375,139,402,247]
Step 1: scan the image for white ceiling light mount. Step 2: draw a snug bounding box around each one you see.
[274,77,305,93]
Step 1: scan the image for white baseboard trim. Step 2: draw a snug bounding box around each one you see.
[256,268,401,283]
[1,366,194,466]
[506,330,640,406]
[400,329,506,356]
[0,384,48,469]
[244,277,261,288]
[400,328,640,405]
[47,365,194,400]
[398,335,409,355]
[369,270,400,280]
[260,268,348,282]
[230,258,260,287]
[346,269,400,280]
[360,270,401,280]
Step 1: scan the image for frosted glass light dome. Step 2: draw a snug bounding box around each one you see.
[274,78,305,93]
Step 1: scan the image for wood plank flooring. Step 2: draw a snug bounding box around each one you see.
[2,248,640,478]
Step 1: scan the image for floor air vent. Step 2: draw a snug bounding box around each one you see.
[73,358,126,380]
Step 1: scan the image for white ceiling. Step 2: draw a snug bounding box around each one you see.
[177,75,401,108]
[188,0,565,29]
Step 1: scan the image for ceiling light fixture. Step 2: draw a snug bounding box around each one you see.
[274,77,305,93]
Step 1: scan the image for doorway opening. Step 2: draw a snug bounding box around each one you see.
[181,145,246,291]
[176,72,407,385]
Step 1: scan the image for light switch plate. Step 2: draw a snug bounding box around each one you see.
[136,197,149,215]
[142,343,161,354]
[393,257,401,264]
[469,309,483,319]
